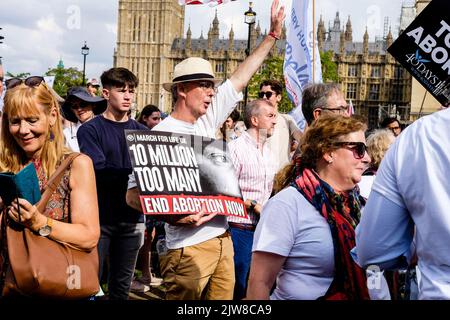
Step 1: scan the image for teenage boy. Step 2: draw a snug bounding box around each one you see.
[77,67,148,300]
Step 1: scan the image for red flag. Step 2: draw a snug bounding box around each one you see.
[179,0,235,6]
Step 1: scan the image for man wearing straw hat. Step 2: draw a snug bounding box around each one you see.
[126,0,285,300]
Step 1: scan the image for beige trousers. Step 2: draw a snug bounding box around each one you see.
[159,231,235,300]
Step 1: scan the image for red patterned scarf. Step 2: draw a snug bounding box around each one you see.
[291,167,370,300]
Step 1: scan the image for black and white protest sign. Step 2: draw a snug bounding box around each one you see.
[125,130,248,219]
[388,0,450,105]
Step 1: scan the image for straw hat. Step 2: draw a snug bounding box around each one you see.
[162,57,222,92]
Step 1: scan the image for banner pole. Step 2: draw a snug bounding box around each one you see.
[312,0,316,83]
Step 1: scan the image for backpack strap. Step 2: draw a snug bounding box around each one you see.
[36,153,81,213]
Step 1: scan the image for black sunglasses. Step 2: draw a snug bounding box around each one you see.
[5,76,45,90]
[333,142,367,159]
[258,91,275,99]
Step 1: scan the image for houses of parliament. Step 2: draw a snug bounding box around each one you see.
[113,0,433,128]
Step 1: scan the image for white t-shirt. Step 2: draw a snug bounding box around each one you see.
[253,186,335,300]
[358,175,375,199]
[129,79,243,249]
[254,186,390,300]
[266,113,299,172]
[63,122,82,152]
[368,108,450,299]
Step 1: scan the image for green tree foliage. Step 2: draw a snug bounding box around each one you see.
[45,67,84,97]
[320,50,338,82]
[247,52,339,113]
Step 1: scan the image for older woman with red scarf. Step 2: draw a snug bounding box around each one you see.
[246,114,372,300]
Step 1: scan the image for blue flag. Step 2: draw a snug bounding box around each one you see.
[284,0,322,131]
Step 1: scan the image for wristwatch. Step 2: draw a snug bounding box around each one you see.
[250,200,257,210]
[38,217,53,237]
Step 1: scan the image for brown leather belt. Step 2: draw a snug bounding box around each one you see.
[217,230,231,238]
[228,222,256,232]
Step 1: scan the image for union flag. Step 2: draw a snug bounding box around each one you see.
[179,0,236,6]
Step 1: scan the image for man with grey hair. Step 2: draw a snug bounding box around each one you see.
[227,98,277,299]
[301,83,349,126]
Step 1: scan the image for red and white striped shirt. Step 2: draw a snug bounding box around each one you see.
[227,131,277,225]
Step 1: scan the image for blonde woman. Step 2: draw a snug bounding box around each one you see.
[0,79,99,275]
[358,129,395,198]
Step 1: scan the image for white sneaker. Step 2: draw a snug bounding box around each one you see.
[150,276,163,287]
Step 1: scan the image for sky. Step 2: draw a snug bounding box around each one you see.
[0,0,412,80]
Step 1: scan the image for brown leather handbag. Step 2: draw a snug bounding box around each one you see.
[0,153,100,299]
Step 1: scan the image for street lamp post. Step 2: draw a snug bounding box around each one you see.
[243,2,256,106]
[81,41,89,86]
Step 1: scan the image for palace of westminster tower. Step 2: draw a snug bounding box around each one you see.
[114,0,433,128]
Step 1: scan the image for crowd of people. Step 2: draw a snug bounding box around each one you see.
[0,0,449,301]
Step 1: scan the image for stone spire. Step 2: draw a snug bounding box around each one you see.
[340,29,345,55]
[363,27,369,56]
[256,20,261,37]
[228,24,234,49]
[318,14,326,50]
[186,24,192,50]
[207,24,213,49]
[333,12,340,31]
[386,26,393,47]
[251,22,257,48]
[345,15,353,42]
[211,9,220,40]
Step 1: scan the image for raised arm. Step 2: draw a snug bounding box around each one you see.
[229,0,285,93]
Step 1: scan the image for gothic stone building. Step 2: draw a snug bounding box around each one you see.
[114,0,411,129]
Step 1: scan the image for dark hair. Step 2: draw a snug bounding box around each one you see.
[301,83,341,125]
[260,79,283,95]
[380,117,400,129]
[137,104,160,124]
[100,67,139,89]
[229,109,240,122]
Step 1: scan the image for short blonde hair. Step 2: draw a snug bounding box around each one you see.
[0,83,70,177]
[366,129,395,170]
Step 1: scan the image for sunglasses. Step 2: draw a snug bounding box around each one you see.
[190,80,217,93]
[333,141,367,159]
[258,91,275,99]
[5,76,45,90]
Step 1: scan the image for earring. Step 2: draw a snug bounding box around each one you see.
[49,129,55,142]
[328,158,333,164]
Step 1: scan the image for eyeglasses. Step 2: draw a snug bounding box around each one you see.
[321,106,349,115]
[333,141,367,159]
[5,76,45,90]
[192,80,217,93]
[258,91,276,99]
